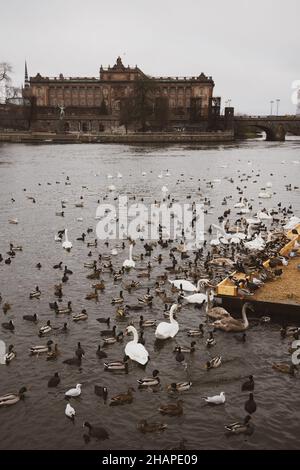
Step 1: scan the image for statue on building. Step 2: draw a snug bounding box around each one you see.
[58,104,65,120]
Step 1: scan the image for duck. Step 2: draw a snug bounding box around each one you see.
[101,325,117,337]
[96,345,107,359]
[102,332,124,345]
[2,302,11,314]
[167,382,192,392]
[169,279,203,293]
[137,370,160,387]
[94,386,108,401]
[205,356,222,370]
[212,303,253,333]
[125,325,149,365]
[123,244,135,269]
[0,344,16,364]
[63,353,83,366]
[0,387,27,406]
[65,383,82,398]
[187,324,204,337]
[137,420,167,433]
[272,363,297,375]
[83,422,109,441]
[48,372,60,387]
[242,375,255,392]
[85,289,98,301]
[109,387,135,406]
[72,310,88,322]
[203,391,225,405]
[245,393,257,414]
[104,360,129,373]
[29,286,41,299]
[62,229,72,251]
[23,313,38,322]
[206,332,216,348]
[75,342,85,358]
[111,291,124,304]
[30,340,53,355]
[96,317,110,325]
[155,304,179,340]
[38,320,52,337]
[225,415,254,435]
[55,301,72,314]
[139,316,156,328]
[158,400,183,416]
[65,403,76,420]
[46,343,60,360]
[2,320,15,331]
[174,342,196,354]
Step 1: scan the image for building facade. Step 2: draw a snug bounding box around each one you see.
[23,57,220,132]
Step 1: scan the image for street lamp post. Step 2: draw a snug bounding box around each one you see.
[276,99,280,116]
[270,100,274,116]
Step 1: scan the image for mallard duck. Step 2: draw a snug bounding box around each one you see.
[174,342,196,354]
[159,400,183,416]
[272,363,297,375]
[87,239,97,247]
[116,307,128,319]
[102,332,124,345]
[137,420,167,433]
[55,301,72,314]
[101,325,117,337]
[85,289,98,301]
[137,370,160,387]
[167,382,192,392]
[63,352,83,366]
[72,310,88,322]
[83,422,109,441]
[225,415,254,435]
[29,286,41,299]
[205,356,222,370]
[139,316,156,328]
[206,332,216,348]
[30,340,53,355]
[92,280,105,290]
[4,344,16,364]
[0,387,27,406]
[75,342,85,358]
[23,313,38,322]
[111,291,124,304]
[46,343,60,361]
[109,387,135,406]
[187,324,204,337]
[104,360,128,372]
[3,303,11,314]
[48,372,60,387]
[39,320,52,337]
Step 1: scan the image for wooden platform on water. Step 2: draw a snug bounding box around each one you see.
[215,224,300,321]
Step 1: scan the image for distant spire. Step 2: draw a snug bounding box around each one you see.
[24,61,29,88]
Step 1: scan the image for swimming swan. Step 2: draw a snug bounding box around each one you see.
[125,325,149,365]
[155,304,179,340]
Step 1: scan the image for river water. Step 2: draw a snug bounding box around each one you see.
[0,138,300,450]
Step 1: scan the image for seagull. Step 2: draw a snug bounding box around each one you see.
[203,392,226,405]
[65,383,82,398]
[65,403,75,420]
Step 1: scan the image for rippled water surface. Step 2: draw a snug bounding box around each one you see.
[0,139,300,450]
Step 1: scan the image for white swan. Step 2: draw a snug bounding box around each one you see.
[257,210,273,220]
[234,198,245,209]
[125,326,149,365]
[183,292,207,304]
[155,304,179,340]
[169,279,202,293]
[239,202,251,214]
[123,244,135,268]
[62,229,72,250]
[244,233,265,251]
[258,191,272,199]
[210,232,221,246]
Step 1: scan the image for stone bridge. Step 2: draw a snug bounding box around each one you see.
[234,115,300,141]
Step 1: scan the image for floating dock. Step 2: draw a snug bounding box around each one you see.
[215,224,300,321]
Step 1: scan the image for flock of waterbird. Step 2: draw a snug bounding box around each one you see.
[0,160,300,447]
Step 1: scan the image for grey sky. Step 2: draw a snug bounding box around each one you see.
[1,0,299,114]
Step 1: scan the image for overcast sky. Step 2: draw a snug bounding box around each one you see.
[1,0,299,114]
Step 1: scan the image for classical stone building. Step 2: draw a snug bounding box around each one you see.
[23,57,221,132]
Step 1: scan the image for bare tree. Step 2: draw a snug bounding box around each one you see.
[0,62,13,102]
